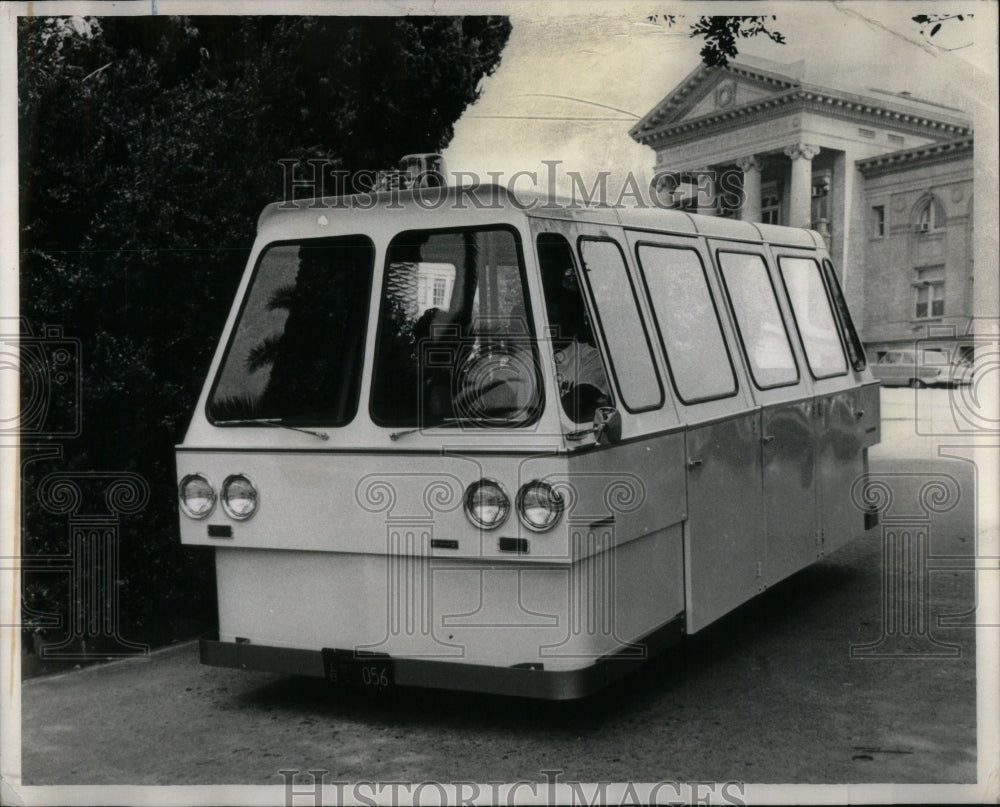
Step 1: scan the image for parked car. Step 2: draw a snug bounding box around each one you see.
[871,348,973,388]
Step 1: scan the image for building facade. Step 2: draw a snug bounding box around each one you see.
[629,57,974,358]
[856,138,973,357]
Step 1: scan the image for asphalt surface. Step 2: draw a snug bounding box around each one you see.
[18,389,983,786]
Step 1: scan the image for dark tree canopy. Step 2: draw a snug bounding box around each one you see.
[17,15,511,651]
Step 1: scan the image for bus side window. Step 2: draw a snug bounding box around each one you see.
[536,233,612,423]
[578,238,664,413]
[778,256,848,378]
[821,257,868,371]
[717,251,799,389]
[636,244,737,404]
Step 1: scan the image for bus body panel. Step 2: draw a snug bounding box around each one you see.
[682,410,765,634]
[177,435,686,561]
[761,398,821,584]
[559,430,688,542]
[816,389,869,557]
[858,382,881,447]
[211,524,684,677]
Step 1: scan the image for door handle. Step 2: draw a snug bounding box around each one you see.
[687,459,703,470]
[762,435,775,444]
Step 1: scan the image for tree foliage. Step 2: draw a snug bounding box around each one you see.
[647,15,786,67]
[649,13,975,66]
[911,13,974,49]
[18,15,511,650]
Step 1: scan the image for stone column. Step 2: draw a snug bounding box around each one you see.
[783,143,821,229]
[736,155,763,222]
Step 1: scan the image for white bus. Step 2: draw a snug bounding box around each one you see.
[176,183,880,699]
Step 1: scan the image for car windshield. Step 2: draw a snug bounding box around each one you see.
[370,226,542,428]
[208,235,375,426]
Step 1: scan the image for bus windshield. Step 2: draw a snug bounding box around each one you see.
[208,235,375,426]
[370,226,542,429]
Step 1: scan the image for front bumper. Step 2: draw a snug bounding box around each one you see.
[200,616,684,701]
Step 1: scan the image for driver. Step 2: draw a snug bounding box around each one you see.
[548,267,612,420]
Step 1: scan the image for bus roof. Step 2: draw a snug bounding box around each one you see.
[257,183,824,249]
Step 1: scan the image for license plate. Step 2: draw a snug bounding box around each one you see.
[322,649,394,690]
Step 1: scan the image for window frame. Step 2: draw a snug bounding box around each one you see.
[872,205,886,239]
[206,234,377,428]
[575,235,665,414]
[431,276,447,307]
[715,248,801,391]
[913,266,946,320]
[634,240,739,405]
[810,170,832,230]
[368,223,544,429]
[761,181,781,226]
[914,198,945,234]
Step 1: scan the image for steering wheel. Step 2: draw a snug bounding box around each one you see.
[454,345,535,421]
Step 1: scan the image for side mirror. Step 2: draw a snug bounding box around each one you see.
[593,406,622,446]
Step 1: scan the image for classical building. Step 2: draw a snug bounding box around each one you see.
[629,57,974,358]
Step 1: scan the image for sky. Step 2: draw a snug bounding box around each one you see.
[442,2,996,198]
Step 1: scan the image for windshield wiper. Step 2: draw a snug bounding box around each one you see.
[389,418,471,441]
[214,418,329,441]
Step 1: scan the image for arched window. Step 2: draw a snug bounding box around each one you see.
[913,196,945,234]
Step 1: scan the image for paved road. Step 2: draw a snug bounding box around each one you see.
[19,389,982,786]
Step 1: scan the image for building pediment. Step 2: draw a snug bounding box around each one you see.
[630,59,971,148]
[630,61,800,137]
[681,77,777,122]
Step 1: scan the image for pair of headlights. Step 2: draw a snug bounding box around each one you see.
[178,473,258,521]
[179,474,562,532]
[465,479,563,532]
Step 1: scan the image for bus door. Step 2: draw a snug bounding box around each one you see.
[771,248,868,557]
[710,242,821,590]
[627,229,762,634]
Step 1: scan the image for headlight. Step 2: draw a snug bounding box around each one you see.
[178,474,216,519]
[464,479,510,529]
[516,480,564,532]
[221,474,259,520]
